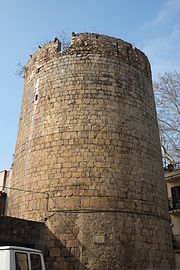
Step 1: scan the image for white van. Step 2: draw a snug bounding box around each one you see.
[0,246,46,270]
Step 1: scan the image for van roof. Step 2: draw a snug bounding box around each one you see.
[0,246,42,253]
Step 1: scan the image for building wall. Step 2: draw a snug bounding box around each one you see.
[0,216,44,249]
[166,170,180,197]
[166,169,180,270]
[166,170,180,235]
[8,33,175,269]
[0,171,6,190]
[0,170,12,215]
[175,254,180,270]
[0,170,12,192]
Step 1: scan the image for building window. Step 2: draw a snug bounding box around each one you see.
[15,252,29,270]
[30,254,42,270]
[0,191,7,216]
[35,94,38,101]
[171,186,180,209]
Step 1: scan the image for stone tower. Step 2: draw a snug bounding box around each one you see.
[8,33,175,269]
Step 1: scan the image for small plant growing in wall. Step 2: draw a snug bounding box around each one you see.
[57,30,71,51]
[15,61,26,79]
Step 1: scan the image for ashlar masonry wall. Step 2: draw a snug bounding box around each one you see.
[8,33,175,270]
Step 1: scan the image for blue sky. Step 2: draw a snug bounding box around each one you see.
[0,0,180,170]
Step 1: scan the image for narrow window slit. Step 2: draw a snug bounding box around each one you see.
[37,67,41,73]
[117,43,119,56]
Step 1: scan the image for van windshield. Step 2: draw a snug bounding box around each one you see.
[30,253,42,270]
[15,252,29,270]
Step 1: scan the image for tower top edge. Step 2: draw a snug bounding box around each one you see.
[25,32,151,79]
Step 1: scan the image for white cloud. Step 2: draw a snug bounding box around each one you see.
[150,58,180,80]
[142,24,180,79]
[144,24,180,56]
[143,0,180,28]
[140,0,180,79]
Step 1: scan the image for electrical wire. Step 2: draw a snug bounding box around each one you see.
[0,185,171,222]
[0,185,46,194]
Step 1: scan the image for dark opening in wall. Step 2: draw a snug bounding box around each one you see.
[171,186,180,209]
[0,191,7,216]
[36,67,41,74]
[35,94,38,101]
[117,43,120,56]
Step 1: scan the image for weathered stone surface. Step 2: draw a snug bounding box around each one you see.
[8,33,175,269]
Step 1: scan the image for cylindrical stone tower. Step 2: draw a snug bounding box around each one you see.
[8,33,175,269]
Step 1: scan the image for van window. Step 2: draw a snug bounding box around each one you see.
[30,254,42,270]
[15,252,29,270]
